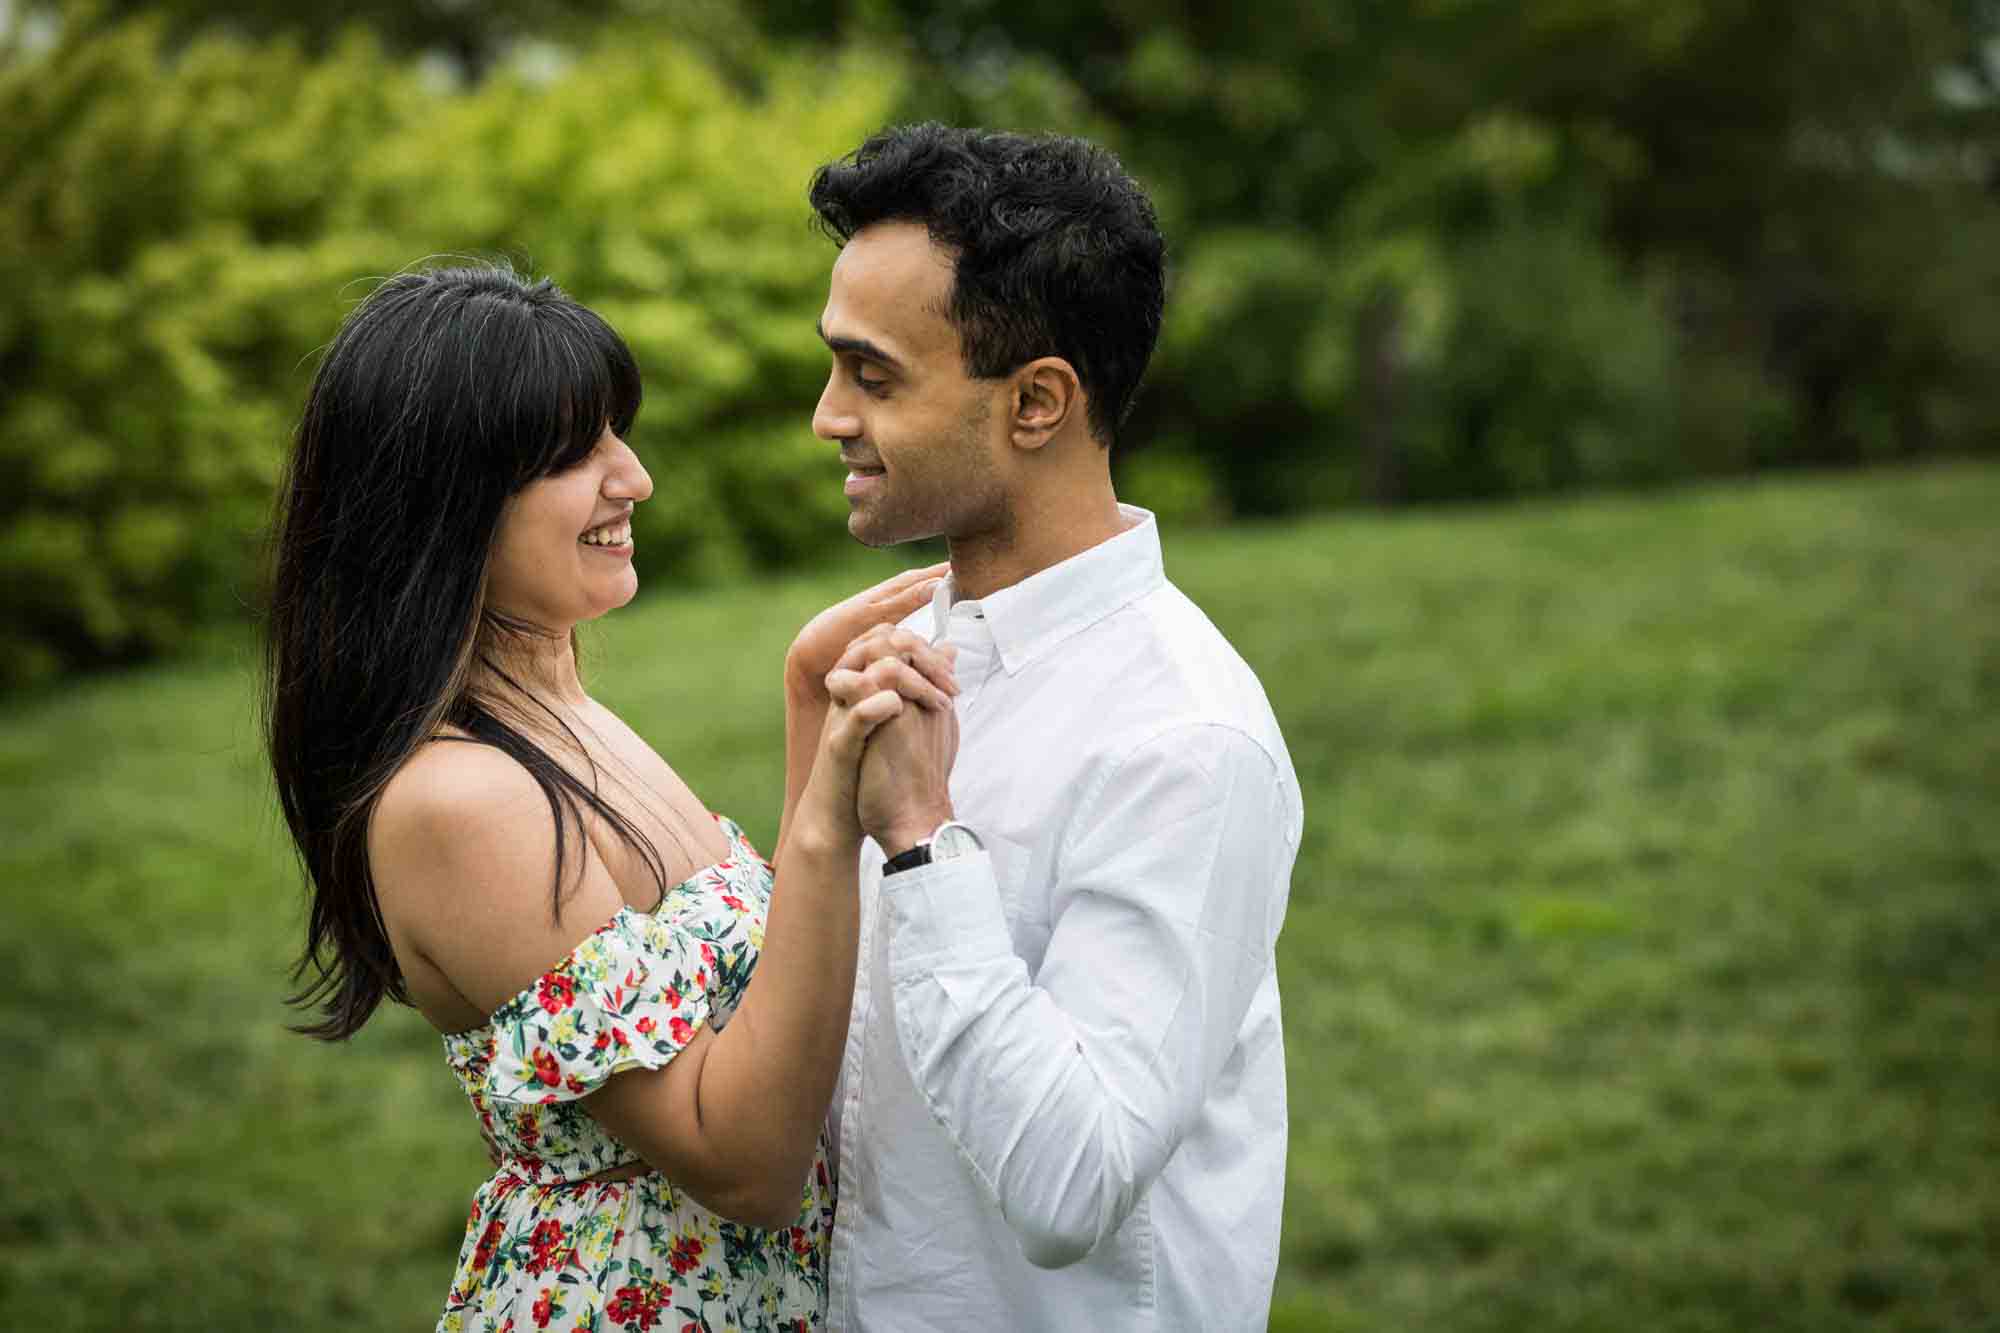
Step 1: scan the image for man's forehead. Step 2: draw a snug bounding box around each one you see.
[824,222,956,353]
[835,219,952,285]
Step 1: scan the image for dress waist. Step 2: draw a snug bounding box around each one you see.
[487,1154,656,1191]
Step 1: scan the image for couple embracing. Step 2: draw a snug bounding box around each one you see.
[266,124,1301,1332]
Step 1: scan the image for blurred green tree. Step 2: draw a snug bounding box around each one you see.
[761,0,2000,510]
[0,12,901,686]
[3,0,1996,686]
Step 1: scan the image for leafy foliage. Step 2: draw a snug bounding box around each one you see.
[0,18,901,685]
[4,1,1998,685]
[836,0,2000,509]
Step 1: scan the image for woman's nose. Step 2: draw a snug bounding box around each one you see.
[606,438,653,502]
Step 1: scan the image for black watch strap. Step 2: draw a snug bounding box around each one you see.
[881,842,933,877]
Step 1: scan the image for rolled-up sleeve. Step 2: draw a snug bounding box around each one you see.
[881,722,1297,1269]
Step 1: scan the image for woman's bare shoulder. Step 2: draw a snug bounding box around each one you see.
[371,738,626,1015]
[377,738,540,829]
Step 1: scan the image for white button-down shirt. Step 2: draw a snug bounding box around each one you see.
[826,507,1303,1331]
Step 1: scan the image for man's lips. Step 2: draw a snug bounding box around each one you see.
[843,460,885,498]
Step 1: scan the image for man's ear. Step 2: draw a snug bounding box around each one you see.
[1009,357,1082,451]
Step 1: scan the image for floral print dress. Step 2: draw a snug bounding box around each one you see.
[437,816,832,1333]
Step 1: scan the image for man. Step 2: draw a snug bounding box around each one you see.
[807,123,1302,1330]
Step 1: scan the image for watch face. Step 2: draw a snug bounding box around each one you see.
[930,822,982,860]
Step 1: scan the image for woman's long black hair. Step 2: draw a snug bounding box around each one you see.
[266,262,671,1040]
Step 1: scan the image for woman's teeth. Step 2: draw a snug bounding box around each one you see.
[580,521,632,547]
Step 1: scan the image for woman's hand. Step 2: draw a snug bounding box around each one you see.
[794,684,913,844]
[785,562,950,701]
[795,626,959,841]
[776,570,955,864]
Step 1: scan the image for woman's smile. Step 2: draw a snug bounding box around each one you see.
[580,518,634,551]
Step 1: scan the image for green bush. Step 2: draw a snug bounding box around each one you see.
[0,18,901,687]
[1406,213,1681,500]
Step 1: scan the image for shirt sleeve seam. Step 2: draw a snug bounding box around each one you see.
[1061,718,1295,866]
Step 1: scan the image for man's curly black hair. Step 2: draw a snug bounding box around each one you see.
[808,123,1167,451]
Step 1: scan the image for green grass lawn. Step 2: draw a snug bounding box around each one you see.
[3,464,1996,1331]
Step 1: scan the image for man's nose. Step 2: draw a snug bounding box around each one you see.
[813,375,861,442]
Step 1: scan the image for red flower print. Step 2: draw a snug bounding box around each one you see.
[470,1217,505,1272]
[612,1027,630,1048]
[594,1029,612,1051]
[606,1283,666,1329]
[536,973,575,1015]
[531,1048,561,1087]
[669,1016,695,1045]
[532,1287,557,1329]
[700,942,716,966]
[565,1074,587,1095]
[667,1234,704,1275]
[635,1015,655,1037]
[663,984,682,1007]
[720,894,745,912]
[518,1118,540,1149]
[525,1218,567,1275]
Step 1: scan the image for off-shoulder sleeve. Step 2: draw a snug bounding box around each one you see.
[482,908,715,1105]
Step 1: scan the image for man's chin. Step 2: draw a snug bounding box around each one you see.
[847,508,910,549]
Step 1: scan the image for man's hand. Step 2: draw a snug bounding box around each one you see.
[857,703,958,855]
[824,633,960,852]
[777,608,956,868]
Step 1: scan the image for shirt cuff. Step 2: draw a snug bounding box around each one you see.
[879,849,1013,972]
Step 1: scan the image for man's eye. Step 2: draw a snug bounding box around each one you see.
[855,371,889,396]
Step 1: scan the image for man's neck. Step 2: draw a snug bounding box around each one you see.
[947,487,1132,602]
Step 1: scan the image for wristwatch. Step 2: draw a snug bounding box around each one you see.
[881,820,984,876]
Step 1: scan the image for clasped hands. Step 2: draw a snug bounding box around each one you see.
[824,624,960,855]
[787,564,960,852]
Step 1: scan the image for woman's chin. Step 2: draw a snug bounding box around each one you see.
[595,574,641,617]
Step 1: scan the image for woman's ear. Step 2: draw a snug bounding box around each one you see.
[1009,357,1082,451]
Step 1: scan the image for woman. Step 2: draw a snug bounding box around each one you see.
[265,262,956,1331]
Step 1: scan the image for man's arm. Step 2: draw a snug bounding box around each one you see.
[881,721,1299,1267]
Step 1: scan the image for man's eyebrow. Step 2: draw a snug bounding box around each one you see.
[816,319,906,372]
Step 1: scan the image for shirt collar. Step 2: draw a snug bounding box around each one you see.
[928,505,1165,675]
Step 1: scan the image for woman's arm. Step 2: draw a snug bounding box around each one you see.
[373,671,950,1228]
[594,670,954,1223]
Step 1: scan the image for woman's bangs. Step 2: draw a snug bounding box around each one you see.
[534,306,643,479]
